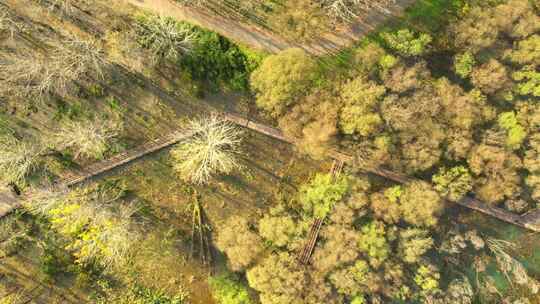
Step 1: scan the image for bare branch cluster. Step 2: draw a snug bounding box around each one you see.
[171,114,243,185]
[0,37,106,101]
[319,0,396,22]
[134,14,195,62]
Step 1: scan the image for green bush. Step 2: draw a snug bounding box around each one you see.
[180,27,259,92]
[208,274,254,304]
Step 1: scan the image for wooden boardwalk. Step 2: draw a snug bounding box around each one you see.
[1,111,540,233]
[298,158,346,265]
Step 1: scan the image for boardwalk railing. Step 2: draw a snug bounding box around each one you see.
[1,111,539,232]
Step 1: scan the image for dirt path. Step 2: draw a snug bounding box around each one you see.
[124,0,416,55]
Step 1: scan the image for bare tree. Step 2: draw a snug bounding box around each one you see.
[0,135,43,184]
[171,114,243,184]
[134,14,195,62]
[49,117,122,160]
[0,37,106,100]
[320,0,396,22]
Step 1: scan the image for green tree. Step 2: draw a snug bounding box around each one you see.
[43,184,138,271]
[414,264,440,294]
[299,173,349,218]
[513,68,540,97]
[339,76,386,136]
[250,48,318,116]
[215,216,263,271]
[497,111,527,150]
[398,228,434,264]
[432,166,473,202]
[382,29,432,57]
[471,59,510,95]
[454,52,476,78]
[506,34,540,66]
[208,274,253,304]
[258,214,298,248]
[400,181,444,227]
[246,252,308,304]
[357,221,391,268]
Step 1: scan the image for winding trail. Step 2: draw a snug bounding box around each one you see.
[1,111,539,233]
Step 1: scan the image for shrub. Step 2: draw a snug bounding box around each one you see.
[250,48,318,116]
[299,173,349,218]
[208,274,254,304]
[171,115,243,185]
[381,29,432,57]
